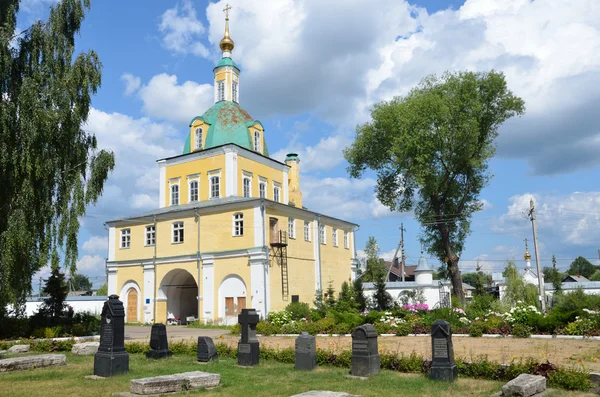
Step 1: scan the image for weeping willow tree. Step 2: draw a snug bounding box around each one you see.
[0,0,114,318]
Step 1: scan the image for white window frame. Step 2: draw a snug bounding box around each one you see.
[188,178,199,202]
[120,229,130,249]
[344,231,349,249]
[242,174,252,198]
[333,228,338,247]
[145,225,156,246]
[319,224,326,245]
[172,221,184,244]
[209,172,221,199]
[170,181,180,206]
[273,183,281,203]
[194,127,203,150]
[232,80,238,103]
[258,178,267,199]
[304,221,310,241]
[288,218,295,239]
[254,130,261,152]
[217,80,225,101]
[233,213,244,236]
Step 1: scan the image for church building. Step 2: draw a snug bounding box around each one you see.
[105,10,359,324]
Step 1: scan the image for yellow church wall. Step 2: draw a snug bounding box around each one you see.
[164,154,226,205]
[237,156,283,201]
[116,266,144,298]
[199,209,256,251]
[113,222,156,262]
[213,256,251,318]
[319,224,354,294]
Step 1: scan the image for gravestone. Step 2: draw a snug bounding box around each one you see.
[429,320,457,381]
[94,294,129,377]
[295,332,317,371]
[237,308,260,366]
[146,324,172,359]
[197,336,218,362]
[350,324,380,377]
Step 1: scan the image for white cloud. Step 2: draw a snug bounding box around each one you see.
[271,134,351,172]
[137,74,213,125]
[159,0,209,57]
[76,255,106,274]
[82,236,108,254]
[121,73,141,96]
[479,199,494,210]
[19,0,58,13]
[131,193,158,210]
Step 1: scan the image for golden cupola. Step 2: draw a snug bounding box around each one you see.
[219,4,235,57]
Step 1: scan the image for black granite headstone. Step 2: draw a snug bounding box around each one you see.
[350,324,380,377]
[93,294,129,377]
[237,308,260,366]
[429,320,458,381]
[197,336,218,362]
[146,324,172,359]
[295,332,317,371]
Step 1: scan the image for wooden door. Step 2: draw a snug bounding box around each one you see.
[127,288,138,323]
[237,297,246,314]
[225,297,234,317]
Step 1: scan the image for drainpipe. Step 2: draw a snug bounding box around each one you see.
[103,223,109,294]
[196,208,201,321]
[353,225,360,278]
[153,215,157,324]
[261,201,268,317]
[317,215,323,292]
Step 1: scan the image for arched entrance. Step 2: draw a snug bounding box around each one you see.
[159,269,198,325]
[218,274,247,325]
[120,281,141,323]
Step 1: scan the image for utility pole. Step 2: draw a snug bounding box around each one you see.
[400,223,406,282]
[528,198,546,313]
[38,277,42,297]
[385,225,403,282]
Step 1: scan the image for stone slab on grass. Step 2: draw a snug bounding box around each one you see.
[0,354,66,372]
[290,392,362,397]
[72,342,99,356]
[129,371,220,395]
[501,374,546,397]
[7,344,30,354]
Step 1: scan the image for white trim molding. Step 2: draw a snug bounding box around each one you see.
[225,148,238,197]
[313,220,321,291]
[159,161,166,208]
[201,257,215,322]
[120,280,142,323]
[108,227,115,261]
[143,264,155,323]
[283,167,289,205]
[107,266,118,296]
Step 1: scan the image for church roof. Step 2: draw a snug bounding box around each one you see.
[183,101,268,156]
[214,57,239,71]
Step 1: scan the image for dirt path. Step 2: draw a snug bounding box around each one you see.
[216,334,600,371]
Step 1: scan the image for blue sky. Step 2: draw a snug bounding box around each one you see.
[20,0,600,289]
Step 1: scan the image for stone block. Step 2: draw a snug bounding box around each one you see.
[72,342,100,356]
[129,371,220,395]
[7,344,30,354]
[289,392,362,397]
[0,354,66,372]
[501,374,546,397]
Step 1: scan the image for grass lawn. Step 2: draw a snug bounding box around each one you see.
[0,353,597,397]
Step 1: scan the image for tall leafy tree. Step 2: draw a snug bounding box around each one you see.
[543,254,562,294]
[69,273,92,292]
[361,236,386,282]
[567,256,598,279]
[345,71,524,305]
[0,0,115,318]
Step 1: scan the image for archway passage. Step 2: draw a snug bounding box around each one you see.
[127,288,138,322]
[159,269,198,325]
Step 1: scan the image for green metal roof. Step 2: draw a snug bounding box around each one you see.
[183,101,269,156]
[214,57,239,71]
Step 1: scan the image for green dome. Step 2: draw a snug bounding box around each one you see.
[183,101,268,156]
[214,57,239,71]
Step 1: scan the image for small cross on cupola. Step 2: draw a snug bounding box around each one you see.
[214,3,240,104]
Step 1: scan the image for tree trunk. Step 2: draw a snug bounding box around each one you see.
[446,255,465,307]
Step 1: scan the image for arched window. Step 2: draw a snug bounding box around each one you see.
[171,184,179,206]
[254,130,260,152]
[233,213,244,236]
[194,128,203,150]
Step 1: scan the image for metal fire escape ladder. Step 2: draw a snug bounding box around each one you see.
[270,230,289,301]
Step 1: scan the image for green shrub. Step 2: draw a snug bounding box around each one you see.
[268,310,292,326]
[548,367,592,391]
[315,317,335,334]
[511,323,532,338]
[362,311,384,324]
[373,322,392,335]
[229,323,240,334]
[308,309,323,322]
[469,321,485,337]
[125,341,149,354]
[331,311,363,329]
[394,322,412,336]
[256,321,280,335]
[215,343,236,358]
[285,302,311,320]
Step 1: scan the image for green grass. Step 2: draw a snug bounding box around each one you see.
[0,353,596,397]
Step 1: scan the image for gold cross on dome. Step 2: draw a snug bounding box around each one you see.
[223,3,232,19]
[524,238,529,250]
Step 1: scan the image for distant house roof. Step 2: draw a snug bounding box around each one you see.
[462,283,475,290]
[383,260,416,279]
[562,275,590,283]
